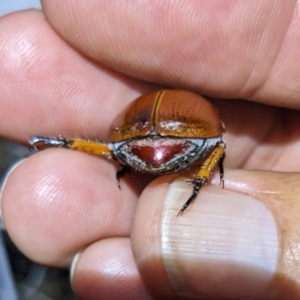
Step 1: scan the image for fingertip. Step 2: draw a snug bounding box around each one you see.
[1,149,137,266]
[132,175,279,299]
[71,238,151,300]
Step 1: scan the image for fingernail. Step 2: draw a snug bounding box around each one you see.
[70,250,83,289]
[161,178,279,299]
[0,159,26,220]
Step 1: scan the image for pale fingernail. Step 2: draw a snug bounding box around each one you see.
[70,250,83,289]
[0,159,26,220]
[161,178,279,299]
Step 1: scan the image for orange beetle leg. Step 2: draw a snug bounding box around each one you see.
[69,139,111,157]
[29,136,111,158]
[177,143,225,216]
[70,139,130,187]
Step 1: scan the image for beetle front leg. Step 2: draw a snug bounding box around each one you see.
[30,136,111,158]
[177,143,226,216]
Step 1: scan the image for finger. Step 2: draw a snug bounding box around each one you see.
[0,149,141,267]
[131,170,300,300]
[0,10,155,143]
[41,0,299,107]
[71,238,152,300]
[2,10,300,171]
[212,98,300,172]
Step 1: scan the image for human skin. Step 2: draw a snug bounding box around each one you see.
[1,1,300,299]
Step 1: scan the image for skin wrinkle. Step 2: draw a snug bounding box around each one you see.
[266,111,298,170]
[240,109,279,170]
[175,1,293,98]
[253,3,300,107]
[217,100,274,170]
[247,2,298,100]
[245,108,300,171]
[229,5,264,98]
[237,19,280,98]
[182,0,290,96]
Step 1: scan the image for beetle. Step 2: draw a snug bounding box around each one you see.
[30,90,226,215]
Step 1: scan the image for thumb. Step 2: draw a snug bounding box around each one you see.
[131,170,299,300]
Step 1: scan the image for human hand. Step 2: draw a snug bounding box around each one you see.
[1,1,300,299]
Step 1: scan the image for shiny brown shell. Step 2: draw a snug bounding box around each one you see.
[108,90,224,142]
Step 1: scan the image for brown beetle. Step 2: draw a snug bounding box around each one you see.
[30,90,226,215]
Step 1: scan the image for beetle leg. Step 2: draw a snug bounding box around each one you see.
[177,143,225,216]
[116,165,130,189]
[218,151,225,188]
[177,178,206,216]
[29,136,111,158]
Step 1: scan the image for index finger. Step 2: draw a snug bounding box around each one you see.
[0,10,154,143]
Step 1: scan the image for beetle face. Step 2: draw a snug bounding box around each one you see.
[107,89,224,174]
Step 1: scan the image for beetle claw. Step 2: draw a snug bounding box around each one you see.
[116,166,130,190]
[177,208,185,217]
[117,180,121,190]
[185,179,194,184]
[220,178,225,188]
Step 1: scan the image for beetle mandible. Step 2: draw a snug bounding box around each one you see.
[30,90,226,215]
